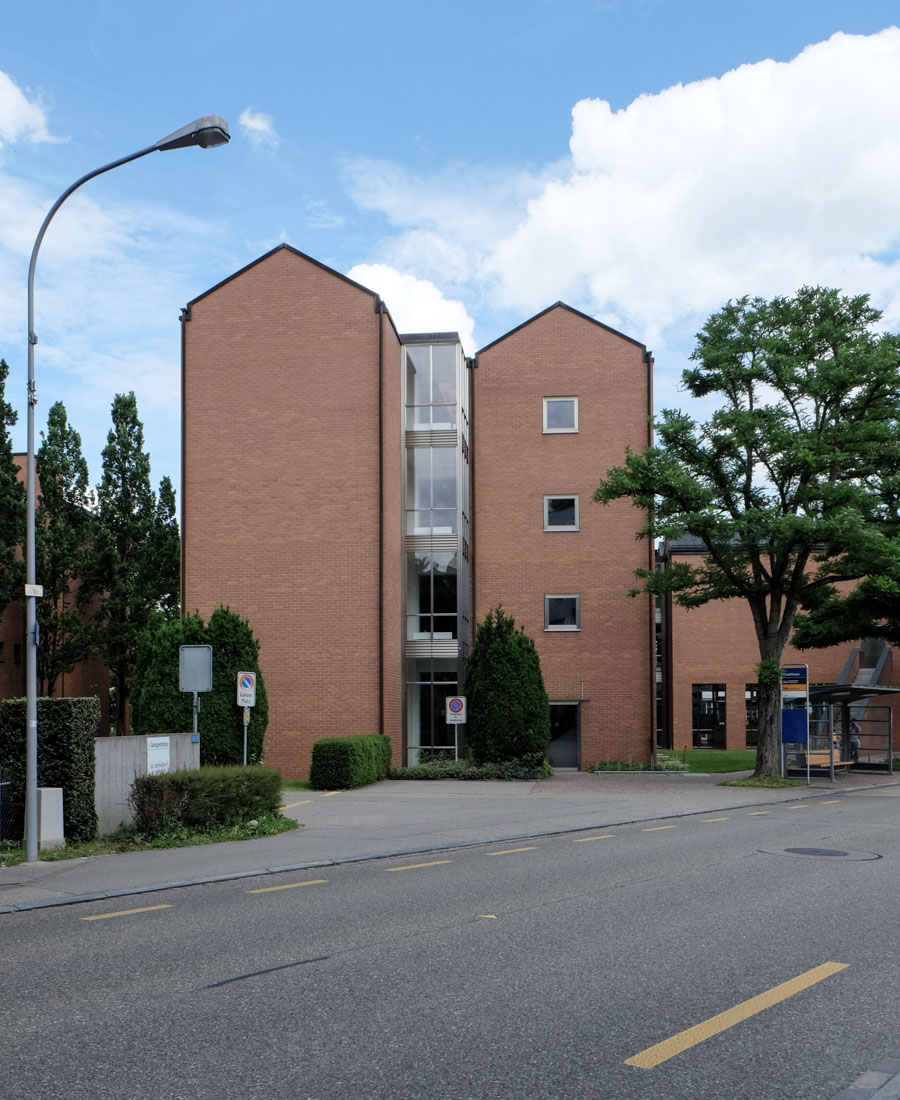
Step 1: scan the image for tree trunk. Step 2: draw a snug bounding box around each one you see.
[754,678,782,776]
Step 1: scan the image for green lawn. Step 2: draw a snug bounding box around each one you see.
[659,748,757,773]
[282,779,312,791]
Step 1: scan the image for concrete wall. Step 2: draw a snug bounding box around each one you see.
[95,733,200,835]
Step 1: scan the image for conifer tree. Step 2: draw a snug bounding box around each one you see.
[0,359,25,615]
[464,606,550,763]
[88,392,180,733]
[34,401,95,694]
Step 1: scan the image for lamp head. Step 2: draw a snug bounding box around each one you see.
[155,115,230,152]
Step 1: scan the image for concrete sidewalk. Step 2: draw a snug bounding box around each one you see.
[1,769,896,914]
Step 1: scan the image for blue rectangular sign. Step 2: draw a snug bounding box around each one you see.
[781,708,809,744]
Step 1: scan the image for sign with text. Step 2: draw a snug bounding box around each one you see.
[147,736,171,776]
[446,696,466,724]
[237,671,257,708]
[781,664,808,700]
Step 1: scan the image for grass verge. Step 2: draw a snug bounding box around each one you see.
[721,776,806,788]
[282,779,312,791]
[659,749,757,773]
[0,812,298,868]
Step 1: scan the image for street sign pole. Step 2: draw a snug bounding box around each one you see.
[237,673,257,766]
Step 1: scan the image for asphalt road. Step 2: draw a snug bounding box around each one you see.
[3,787,900,1099]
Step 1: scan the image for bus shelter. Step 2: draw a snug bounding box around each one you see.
[784,684,897,780]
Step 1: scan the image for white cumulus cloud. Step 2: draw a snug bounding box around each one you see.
[347,263,477,354]
[0,71,53,146]
[238,107,279,150]
[348,27,900,383]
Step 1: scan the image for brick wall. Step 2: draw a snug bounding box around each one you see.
[474,305,654,766]
[182,246,392,778]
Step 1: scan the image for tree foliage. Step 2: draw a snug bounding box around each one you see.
[594,287,900,776]
[464,606,550,764]
[87,392,181,733]
[131,606,268,766]
[35,401,95,694]
[0,359,25,615]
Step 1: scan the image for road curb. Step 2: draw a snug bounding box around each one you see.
[2,779,896,914]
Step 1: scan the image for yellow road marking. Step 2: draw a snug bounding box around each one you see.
[247,879,327,894]
[643,825,676,832]
[281,799,311,809]
[479,914,497,919]
[788,805,807,810]
[574,834,614,842]
[82,904,172,921]
[704,817,729,822]
[386,860,453,872]
[487,846,538,856]
[320,791,342,797]
[822,800,840,804]
[626,961,848,1069]
[748,811,769,816]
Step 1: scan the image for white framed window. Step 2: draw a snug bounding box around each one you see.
[545,594,581,631]
[543,396,578,433]
[543,495,579,531]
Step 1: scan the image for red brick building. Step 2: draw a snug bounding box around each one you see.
[181,247,656,776]
[660,538,899,756]
[183,245,895,778]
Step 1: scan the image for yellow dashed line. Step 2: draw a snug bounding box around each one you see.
[281,799,311,809]
[748,811,769,816]
[643,825,676,832]
[574,834,614,842]
[822,800,840,804]
[248,879,327,894]
[386,860,454,873]
[788,805,807,810]
[320,791,342,798]
[486,846,538,856]
[82,904,172,921]
[626,961,849,1069]
[704,817,729,822]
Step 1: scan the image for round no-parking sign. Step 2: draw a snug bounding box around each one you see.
[446,695,466,724]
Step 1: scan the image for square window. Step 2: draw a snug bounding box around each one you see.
[544,495,579,531]
[545,594,580,631]
[543,397,578,433]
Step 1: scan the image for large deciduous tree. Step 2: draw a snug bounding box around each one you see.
[35,401,95,694]
[594,287,900,777]
[89,392,180,734]
[464,606,550,764]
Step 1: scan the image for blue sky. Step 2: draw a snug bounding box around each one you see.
[1,1,899,494]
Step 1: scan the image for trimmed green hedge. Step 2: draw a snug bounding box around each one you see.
[0,697,100,841]
[130,765,283,835]
[389,755,550,781]
[309,735,392,790]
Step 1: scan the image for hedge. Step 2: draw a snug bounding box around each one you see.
[130,765,283,835]
[0,697,100,842]
[308,735,392,790]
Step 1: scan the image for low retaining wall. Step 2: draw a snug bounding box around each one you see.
[95,734,200,835]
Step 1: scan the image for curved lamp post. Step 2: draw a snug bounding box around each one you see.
[24,115,230,862]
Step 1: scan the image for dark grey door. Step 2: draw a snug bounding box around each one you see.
[548,702,580,768]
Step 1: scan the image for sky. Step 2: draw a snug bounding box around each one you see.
[1,1,900,497]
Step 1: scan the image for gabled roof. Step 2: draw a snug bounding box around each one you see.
[186,243,377,310]
[476,301,649,357]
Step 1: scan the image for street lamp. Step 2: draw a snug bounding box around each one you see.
[24,115,230,862]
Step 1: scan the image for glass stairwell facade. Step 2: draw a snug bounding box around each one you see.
[402,334,470,764]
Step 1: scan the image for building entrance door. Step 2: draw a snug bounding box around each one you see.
[548,702,580,768]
